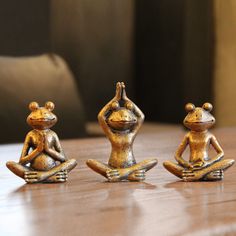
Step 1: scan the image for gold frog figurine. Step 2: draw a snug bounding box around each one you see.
[86,82,157,182]
[163,102,234,181]
[6,101,77,183]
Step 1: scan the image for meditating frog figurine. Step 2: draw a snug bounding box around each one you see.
[86,82,157,182]
[6,101,77,183]
[163,102,234,181]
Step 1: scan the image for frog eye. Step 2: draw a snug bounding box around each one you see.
[185,103,195,112]
[29,102,39,111]
[45,101,55,111]
[111,101,119,110]
[202,102,213,112]
[125,101,133,110]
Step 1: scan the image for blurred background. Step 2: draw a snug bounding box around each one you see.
[0,0,235,143]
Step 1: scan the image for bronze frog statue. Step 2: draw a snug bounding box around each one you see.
[6,101,77,183]
[163,103,234,181]
[87,82,157,182]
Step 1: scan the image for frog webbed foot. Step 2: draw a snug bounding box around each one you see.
[182,159,234,181]
[24,162,74,183]
[106,169,121,182]
[43,170,68,183]
[204,170,224,181]
[87,158,157,182]
[106,168,135,182]
[24,171,45,183]
[182,169,201,182]
[182,168,224,182]
[128,170,146,181]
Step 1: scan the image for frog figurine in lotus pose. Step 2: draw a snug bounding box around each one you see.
[163,102,234,181]
[6,101,77,183]
[86,82,157,182]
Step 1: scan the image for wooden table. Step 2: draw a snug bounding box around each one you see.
[1,124,236,236]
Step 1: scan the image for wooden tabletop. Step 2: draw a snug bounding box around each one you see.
[0,124,236,236]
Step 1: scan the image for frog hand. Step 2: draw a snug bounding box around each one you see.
[192,161,210,171]
[114,82,122,101]
[120,82,128,101]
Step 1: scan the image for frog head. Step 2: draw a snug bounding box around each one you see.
[27,101,57,130]
[107,101,137,131]
[183,103,215,131]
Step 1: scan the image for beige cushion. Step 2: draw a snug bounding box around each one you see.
[0,54,86,143]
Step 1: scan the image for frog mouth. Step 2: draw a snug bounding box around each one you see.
[186,120,214,124]
[30,118,56,122]
[111,120,136,124]
[194,121,214,124]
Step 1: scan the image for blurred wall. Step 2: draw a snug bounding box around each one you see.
[50,0,134,121]
[214,0,236,126]
[0,1,50,55]
[0,1,225,126]
[0,1,134,122]
[135,0,214,123]
[183,0,214,109]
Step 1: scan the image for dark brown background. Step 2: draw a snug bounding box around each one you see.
[0,0,213,123]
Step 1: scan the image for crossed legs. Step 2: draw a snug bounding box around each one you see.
[163,159,235,181]
[6,159,77,183]
[86,158,157,182]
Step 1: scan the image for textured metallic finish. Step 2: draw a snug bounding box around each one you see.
[163,103,234,181]
[87,82,157,182]
[6,101,77,183]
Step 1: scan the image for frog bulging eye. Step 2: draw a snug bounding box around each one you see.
[29,102,39,111]
[202,102,213,112]
[111,101,119,110]
[185,103,195,112]
[125,101,133,110]
[45,101,55,111]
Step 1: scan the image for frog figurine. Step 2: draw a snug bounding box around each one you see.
[6,101,77,183]
[163,102,235,181]
[86,82,157,182]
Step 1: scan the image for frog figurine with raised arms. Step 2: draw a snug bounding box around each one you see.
[86,82,158,182]
[6,101,77,183]
[163,102,234,181]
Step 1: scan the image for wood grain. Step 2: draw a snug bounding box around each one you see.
[0,125,236,236]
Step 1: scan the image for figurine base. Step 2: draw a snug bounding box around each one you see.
[163,159,235,182]
[86,158,157,182]
[6,159,77,183]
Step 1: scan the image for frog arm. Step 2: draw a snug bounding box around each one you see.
[98,101,114,137]
[209,135,224,164]
[45,134,67,162]
[121,84,144,136]
[130,101,145,136]
[19,134,40,165]
[175,134,191,168]
[98,82,124,138]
